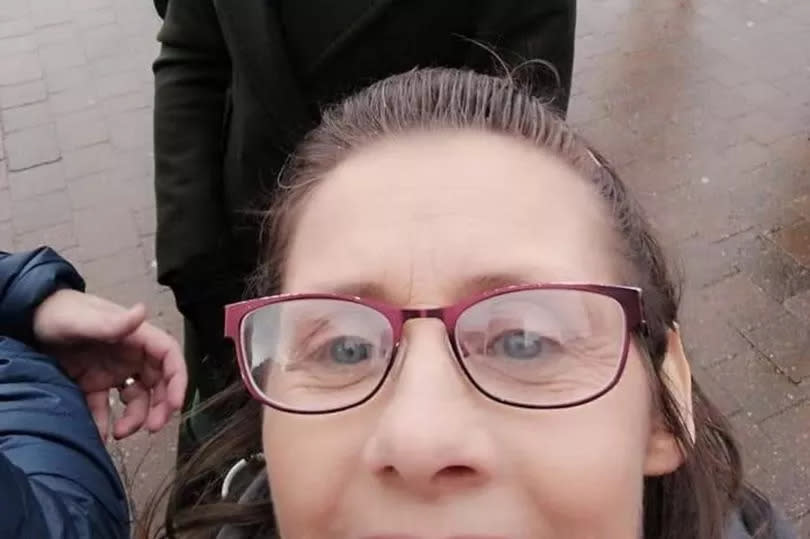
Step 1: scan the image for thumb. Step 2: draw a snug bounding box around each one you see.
[99,303,147,343]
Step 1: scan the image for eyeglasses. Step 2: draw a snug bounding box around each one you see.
[225,284,645,414]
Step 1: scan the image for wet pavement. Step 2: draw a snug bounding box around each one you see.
[0,0,809,535]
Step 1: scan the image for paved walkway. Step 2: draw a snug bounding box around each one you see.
[0,0,808,534]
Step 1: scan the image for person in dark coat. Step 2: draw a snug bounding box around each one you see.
[0,248,186,538]
[152,0,577,453]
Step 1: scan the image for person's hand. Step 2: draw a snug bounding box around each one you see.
[32,289,187,441]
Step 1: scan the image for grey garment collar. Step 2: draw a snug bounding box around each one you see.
[217,473,795,539]
[216,473,273,539]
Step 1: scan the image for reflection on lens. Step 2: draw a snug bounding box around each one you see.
[455,289,626,406]
[241,299,393,411]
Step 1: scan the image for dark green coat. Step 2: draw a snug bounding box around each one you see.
[153,0,577,390]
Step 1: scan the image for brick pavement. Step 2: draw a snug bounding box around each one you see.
[0,0,809,534]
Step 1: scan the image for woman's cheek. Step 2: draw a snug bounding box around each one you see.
[494,371,652,535]
[262,410,362,536]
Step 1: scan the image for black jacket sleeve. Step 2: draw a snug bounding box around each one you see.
[469,0,576,114]
[0,248,85,346]
[153,0,235,325]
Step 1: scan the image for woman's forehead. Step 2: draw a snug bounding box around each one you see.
[284,130,621,299]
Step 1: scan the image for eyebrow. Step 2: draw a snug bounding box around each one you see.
[312,271,542,305]
[452,272,540,298]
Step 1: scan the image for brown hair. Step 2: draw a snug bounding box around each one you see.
[148,68,778,539]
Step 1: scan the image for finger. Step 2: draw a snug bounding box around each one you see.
[86,390,111,441]
[138,362,163,390]
[38,291,147,344]
[98,303,147,343]
[123,323,187,410]
[113,382,149,439]
[145,379,171,432]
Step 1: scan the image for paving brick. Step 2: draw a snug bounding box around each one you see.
[96,71,142,100]
[0,35,36,57]
[0,80,47,109]
[0,220,12,248]
[49,83,98,114]
[79,246,148,288]
[0,20,33,40]
[102,91,149,115]
[30,0,72,28]
[14,221,77,251]
[0,188,10,221]
[697,273,786,333]
[45,65,92,93]
[34,23,76,46]
[133,205,156,237]
[72,206,139,259]
[90,53,138,78]
[772,219,810,268]
[140,233,156,267]
[7,161,65,200]
[82,23,125,60]
[107,149,152,183]
[739,234,810,303]
[10,189,71,234]
[730,416,810,519]
[1,101,51,132]
[719,139,771,173]
[0,52,42,86]
[91,275,160,317]
[3,124,60,170]
[74,7,116,30]
[55,108,108,150]
[743,313,810,383]
[793,195,810,221]
[760,400,810,469]
[709,348,807,422]
[40,40,87,73]
[66,170,125,209]
[691,365,743,418]
[784,289,810,325]
[60,141,113,179]
[68,0,113,11]
[109,114,151,151]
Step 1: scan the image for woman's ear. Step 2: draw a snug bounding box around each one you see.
[643,325,695,476]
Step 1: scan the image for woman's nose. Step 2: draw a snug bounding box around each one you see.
[362,323,497,500]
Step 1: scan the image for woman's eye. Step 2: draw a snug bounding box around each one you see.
[488,329,551,360]
[327,336,374,364]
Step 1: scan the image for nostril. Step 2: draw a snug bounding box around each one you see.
[440,465,476,478]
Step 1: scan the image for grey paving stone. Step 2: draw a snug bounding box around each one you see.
[743,313,810,383]
[1,101,51,132]
[0,52,42,85]
[3,124,60,170]
[0,80,47,109]
[72,206,139,259]
[14,220,77,251]
[0,188,10,221]
[55,108,108,150]
[7,161,65,200]
[11,189,71,234]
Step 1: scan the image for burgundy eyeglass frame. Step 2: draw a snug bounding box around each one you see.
[224,283,646,414]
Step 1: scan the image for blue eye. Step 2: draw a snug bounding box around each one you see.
[328,336,374,364]
[488,330,546,360]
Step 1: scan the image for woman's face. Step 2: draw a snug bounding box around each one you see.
[263,131,682,539]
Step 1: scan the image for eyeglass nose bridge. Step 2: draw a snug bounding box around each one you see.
[402,307,445,321]
[398,307,457,341]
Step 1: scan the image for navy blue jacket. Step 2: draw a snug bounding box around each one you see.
[0,248,129,538]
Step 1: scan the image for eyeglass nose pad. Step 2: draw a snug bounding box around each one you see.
[389,336,409,376]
